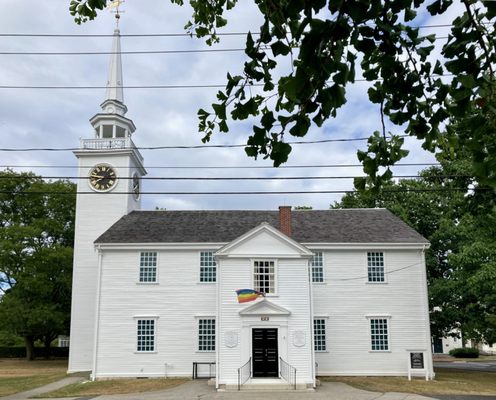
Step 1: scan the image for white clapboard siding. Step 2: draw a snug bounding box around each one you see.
[94,249,216,378]
[313,249,432,376]
[69,153,142,373]
[216,225,314,387]
[91,238,431,379]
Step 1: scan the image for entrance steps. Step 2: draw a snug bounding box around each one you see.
[220,378,314,392]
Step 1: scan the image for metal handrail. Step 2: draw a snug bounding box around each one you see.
[237,357,251,391]
[279,357,297,390]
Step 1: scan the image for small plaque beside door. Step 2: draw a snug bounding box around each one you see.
[225,331,238,348]
[293,330,306,347]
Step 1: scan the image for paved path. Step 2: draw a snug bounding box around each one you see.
[9,379,437,400]
[434,396,496,400]
[434,360,496,372]
[1,376,83,400]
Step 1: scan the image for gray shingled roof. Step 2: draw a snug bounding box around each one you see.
[95,209,428,244]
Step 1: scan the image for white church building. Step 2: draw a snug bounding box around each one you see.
[68,27,434,390]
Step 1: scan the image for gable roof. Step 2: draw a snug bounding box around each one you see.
[215,222,314,257]
[95,208,428,244]
[239,299,291,316]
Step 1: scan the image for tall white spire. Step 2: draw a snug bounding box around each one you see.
[105,28,124,105]
[90,4,136,140]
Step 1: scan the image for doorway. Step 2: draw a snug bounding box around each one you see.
[252,328,278,377]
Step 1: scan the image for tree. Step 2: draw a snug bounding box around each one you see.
[332,155,496,345]
[0,170,75,360]
[69,0,496,191]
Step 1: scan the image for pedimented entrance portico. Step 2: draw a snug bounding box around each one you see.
[240,300,291,379]
[215,223,315,389]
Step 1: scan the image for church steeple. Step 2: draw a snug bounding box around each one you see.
[89,12,135,139]
[105,28,125,107]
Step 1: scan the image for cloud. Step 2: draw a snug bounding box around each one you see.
[0,0,443,211]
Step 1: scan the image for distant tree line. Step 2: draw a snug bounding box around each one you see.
[0,170,75,360]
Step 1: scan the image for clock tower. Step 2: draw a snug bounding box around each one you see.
[68,24,146,373]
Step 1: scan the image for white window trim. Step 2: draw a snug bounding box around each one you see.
[196,316,216,353]
[198,250,217,284]
[137,251,159,284]
[366,315,391,352]
[251,258,278,296]
[313,316,329,353]
[311,251,326,284]
[135,317,159,354]
[365,251,387,284]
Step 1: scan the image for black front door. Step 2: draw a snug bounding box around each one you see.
[252,328,278,377]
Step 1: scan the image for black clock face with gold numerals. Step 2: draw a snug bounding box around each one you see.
[89,165,117,191]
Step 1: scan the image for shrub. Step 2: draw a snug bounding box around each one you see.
[449,347,479,358]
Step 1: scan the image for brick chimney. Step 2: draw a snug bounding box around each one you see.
[279,206,292,236]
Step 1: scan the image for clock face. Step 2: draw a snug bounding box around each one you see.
[89,165,117,192]
[132,173,140,200]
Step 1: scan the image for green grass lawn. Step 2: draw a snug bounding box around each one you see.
[0,359,68,397]
[321,368,496,396]
[34,378,188,398]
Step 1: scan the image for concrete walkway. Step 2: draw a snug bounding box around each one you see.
[1,376,83,400]
[5,378,439,400]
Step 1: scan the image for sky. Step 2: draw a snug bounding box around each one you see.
[0,0,462,211]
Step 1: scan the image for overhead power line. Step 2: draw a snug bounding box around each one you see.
[335,260,424,281]
[0,74,455,90]
[0,48,250,56]
[0,162,440,169]
[0,135,409,152]
[0,32,258,38]
[0,23,467,38]
[0,174,469,181]
[0,188,489,196]
[0,84,231,90]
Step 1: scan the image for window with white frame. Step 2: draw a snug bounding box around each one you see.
[139,252,157,283]
[311,251,324,283]
[370,318,389,351]
[367,252,385,282]
[314,318,327,351]
[137,319,155,352]
[253,260,275,294]
[199,251,216,282]
[198,318,215,351]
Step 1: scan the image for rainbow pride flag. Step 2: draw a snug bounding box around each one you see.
[236,289,265,303]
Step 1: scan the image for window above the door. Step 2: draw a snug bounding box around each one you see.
[253,260,276,295]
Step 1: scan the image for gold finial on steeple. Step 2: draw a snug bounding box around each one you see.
[107,0,125,27]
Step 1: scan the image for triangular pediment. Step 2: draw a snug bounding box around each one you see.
[216,222,313,258]
[239,299,291,316]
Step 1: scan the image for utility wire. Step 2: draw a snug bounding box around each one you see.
[0,163,440,169]
[0,84,234,90]
[0,174,470,181]
[0,188,489,196]
[334,260,424,281]
[0,48,252,56]
[0,135,409,152]
[0,39,452,56]
[0,74,455,90]
[0,23,472,38]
